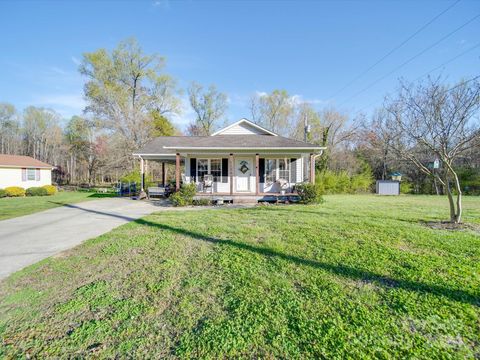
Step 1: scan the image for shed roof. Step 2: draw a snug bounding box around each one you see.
[0,154,54,168]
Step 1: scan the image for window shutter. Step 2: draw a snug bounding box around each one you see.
[22,168,27,181]
[259,158,265,183]
[290,159,297,183]
[36,168,41,181]
[222,158,228,183]
[189,158,196,182]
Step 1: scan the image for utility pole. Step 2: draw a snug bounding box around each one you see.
[304,113,311,142]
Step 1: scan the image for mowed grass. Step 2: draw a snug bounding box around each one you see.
[0,191,113,220]
[0,195,479,358]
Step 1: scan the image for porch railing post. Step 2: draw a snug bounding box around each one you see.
[310,153,315,184]
[162,162,166,187]
[140,156,145,191]
[229,153,234,195]
[255,153,260,195]
[175,153,180,191]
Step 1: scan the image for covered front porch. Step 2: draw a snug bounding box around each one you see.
[137,151,318,197]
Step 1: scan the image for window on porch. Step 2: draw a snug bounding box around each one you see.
[196,158,222,183]
[264,158,291,184]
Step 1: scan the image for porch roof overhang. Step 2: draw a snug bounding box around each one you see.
[133,134,325,160]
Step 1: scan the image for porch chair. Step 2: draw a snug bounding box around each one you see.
[276,178,289,194]
[203,174,214,193]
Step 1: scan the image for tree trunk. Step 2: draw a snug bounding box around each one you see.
[433,173,440,195]
[451,170,463,223]
[445,177,457,223]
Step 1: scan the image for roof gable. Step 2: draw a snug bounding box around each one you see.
[211,119,278,136]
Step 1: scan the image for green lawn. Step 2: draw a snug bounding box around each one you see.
[0,191,113,220]
[0,195,479,358]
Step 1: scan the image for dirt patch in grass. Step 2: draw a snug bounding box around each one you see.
[421,220,480,234]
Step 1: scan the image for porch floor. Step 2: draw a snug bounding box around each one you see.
[194,193,300,204]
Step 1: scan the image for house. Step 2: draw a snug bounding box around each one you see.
[0,154,54,189]
[133,119,325,200]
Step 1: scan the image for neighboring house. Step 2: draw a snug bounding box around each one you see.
[134,119,325,198]
[0,154,54,189]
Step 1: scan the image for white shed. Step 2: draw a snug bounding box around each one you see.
[376,180,400,195]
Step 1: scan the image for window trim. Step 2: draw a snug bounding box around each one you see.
[196,158,222,183]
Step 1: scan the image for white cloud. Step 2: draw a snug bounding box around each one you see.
[31,94,86,119]
[49,66,69,76]
[290,94,327,106]
[71,56,81,66]
[255,91,268,97]
[254,90,327,106]
[153,0,170,9]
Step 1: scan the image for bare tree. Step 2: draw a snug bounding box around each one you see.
[358,109,396,180]
[0,103,21,154]
[188,82,227,136]
[249,90,295,135]
[315,108,357,172]
[385,77,480,223]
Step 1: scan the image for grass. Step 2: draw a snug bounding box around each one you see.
[0,195,479,358]
[0,191,114,220]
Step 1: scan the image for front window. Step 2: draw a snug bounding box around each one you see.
[197,159,209,181]
[210,159,222,182]
[27,168,36,181]
[264,159,291,183]
[278,159,290,182]
[265,159,276,184]
[197,159,222,182]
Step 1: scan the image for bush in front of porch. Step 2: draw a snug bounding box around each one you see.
[170,183,197,206]
[295,183,324,204]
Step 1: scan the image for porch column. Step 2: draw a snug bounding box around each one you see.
[140,156,145,191]
[161,162,166,186]
[175,153,180,191]
[310,153,315,184]
[255,153,260,195]
[229,153,234,195]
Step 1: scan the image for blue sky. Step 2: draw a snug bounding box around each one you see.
[0,0,479,129]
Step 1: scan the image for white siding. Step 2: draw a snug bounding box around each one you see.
[219,122,269,135]
[0,167,52,189]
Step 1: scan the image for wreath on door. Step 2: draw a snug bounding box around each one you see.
[239,160,249,174]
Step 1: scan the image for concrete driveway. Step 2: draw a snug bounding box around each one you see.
[0,198,163,280]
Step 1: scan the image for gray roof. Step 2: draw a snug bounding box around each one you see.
[134,135,323,155]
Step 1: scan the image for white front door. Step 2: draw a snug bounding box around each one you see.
[235,158,252,192]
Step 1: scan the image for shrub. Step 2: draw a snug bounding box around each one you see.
[26,187,49,196]
[350,171,374,193]
[296,183,324,204]
[0,189,6,198]
[400,181,413,194]
[42,185,57,195]
[192,198,212,206]
[120,170,154,188]
[316,165,374,194]
[170,183,197,206]
[5,186,26,197]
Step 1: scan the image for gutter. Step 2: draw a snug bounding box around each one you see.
[161,146,326,151]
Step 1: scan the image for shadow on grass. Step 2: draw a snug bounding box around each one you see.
[41,202,479,307]
[47,202,137,221]
[87,193,116,198]
[135,219,480,307]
